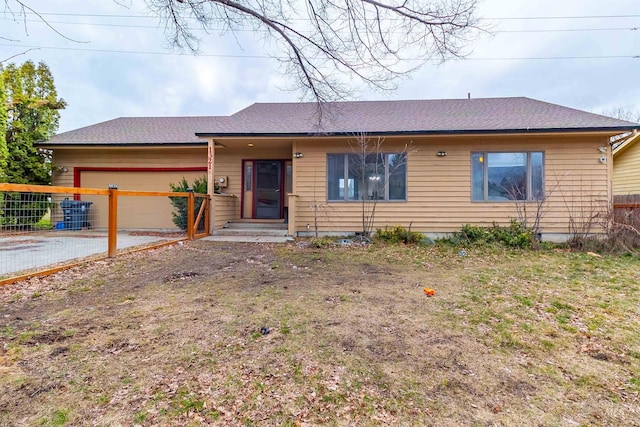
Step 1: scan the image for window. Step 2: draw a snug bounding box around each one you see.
[472,152,544,201]
[244,163,252,191]
[285,162,292,194]
[327,153,407,201]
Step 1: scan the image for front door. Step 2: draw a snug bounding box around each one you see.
[254,161,282,219]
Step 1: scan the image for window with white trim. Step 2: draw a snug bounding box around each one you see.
[327,153,407,201]
[471,152,544,201]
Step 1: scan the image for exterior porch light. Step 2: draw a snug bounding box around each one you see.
[248,143,254,147]
[294,152,304,158]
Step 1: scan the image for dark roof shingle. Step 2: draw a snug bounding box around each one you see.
[44,97,639,145]
[206,97,638,135]
[45,116,227,145]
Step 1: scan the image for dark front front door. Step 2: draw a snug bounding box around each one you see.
[254,161,282,219]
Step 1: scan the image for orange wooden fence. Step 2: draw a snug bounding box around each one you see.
[0,183,210,258]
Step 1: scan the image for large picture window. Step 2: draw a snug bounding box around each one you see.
[472,152,544,201]
[327,153,407,201]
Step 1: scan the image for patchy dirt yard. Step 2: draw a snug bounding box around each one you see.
[1,241,639,426]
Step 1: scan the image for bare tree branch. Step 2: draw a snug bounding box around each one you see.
[602,106,640,124]
[1,47,39,64]
[2,0,482,104]
[145,0,482,102]
[3,0,89,43]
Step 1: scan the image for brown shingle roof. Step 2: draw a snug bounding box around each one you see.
[44,97,639,146]
[45,116,227,145]
[204,97,638,135]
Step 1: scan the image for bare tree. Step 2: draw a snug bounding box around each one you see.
[144,0,481,102]
[349,133,413,237]
[3,0,480,101]
[601,107,640,148]
[601,106,640,124]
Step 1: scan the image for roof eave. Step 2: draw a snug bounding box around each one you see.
[613,130,640,158]
[36,142,207,148]
[196,126,640,138]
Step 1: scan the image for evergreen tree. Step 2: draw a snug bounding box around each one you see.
[1,60,66,227]
[169,177,209,231]
[0,71,8,182]
[2,60,66,185]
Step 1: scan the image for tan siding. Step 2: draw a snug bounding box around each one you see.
[613,142,640,195]
[53,147,206,176]
[290,135,611,235]
[51,135,613,236]
[213,194,239,229]
[51,147,207,229]
[51,145,293,227]
[81,171,206,229]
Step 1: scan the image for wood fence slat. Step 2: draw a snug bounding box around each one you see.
[187,192,195,240]
[614,204,640,209]
[613,194,640,205]
[0,183,109,195]
[1,182,212,287]
[119,190,186,197]
[108,187,118,257]
[0,183,208,198]
[193,199,206,235]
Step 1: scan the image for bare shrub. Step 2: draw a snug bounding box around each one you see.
[349,134,414,237]
[608,195,640,252]
[554,175,610,248]
[308,168,334,238]
[509,179,559,240]
[562,195,640,253]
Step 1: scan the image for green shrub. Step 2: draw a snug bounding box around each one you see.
[309,236,335,248]
[454,220,536,249]
[458,224,490,243]
[168,177,209,231]
[0,191,50,228]
[375,225,425,245]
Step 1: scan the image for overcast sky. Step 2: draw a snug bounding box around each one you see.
[1,0,639,133]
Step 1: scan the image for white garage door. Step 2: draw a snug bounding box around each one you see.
[80,170,207,229]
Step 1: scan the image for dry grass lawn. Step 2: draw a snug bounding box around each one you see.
[1,241,639,426]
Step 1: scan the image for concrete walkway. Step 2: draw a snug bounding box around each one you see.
[1,229,295,278]
[0,232,178,276]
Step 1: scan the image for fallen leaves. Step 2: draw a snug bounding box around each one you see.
[1,241,639,426]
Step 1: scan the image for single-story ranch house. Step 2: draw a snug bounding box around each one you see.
[43,97,640,240]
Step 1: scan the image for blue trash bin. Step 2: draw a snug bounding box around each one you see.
[60,198,93,230]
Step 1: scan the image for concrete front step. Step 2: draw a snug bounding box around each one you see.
[224,222,287,230]
[201,235,294,243]
[213,228,289,237]
[207,221,291,241]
